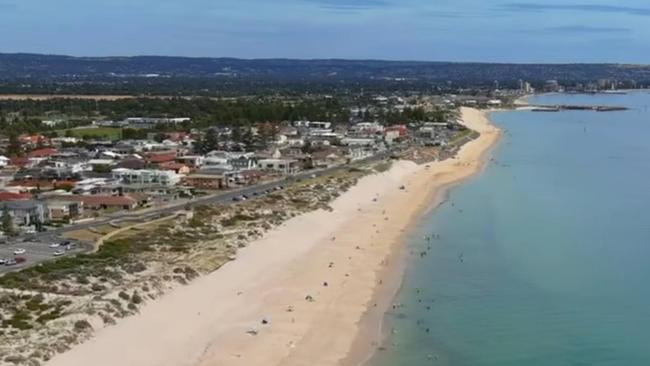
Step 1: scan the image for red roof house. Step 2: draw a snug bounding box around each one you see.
[0,192,32,201]
[26,148,58,158]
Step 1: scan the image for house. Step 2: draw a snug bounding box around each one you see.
[26,148,58,159]
[19,135,49,148]
[346,146,374,161]
[350,122,384,136]
[0,192,32,201]
[258,159,299,175]
[236,170,264,186]
[0,156,9,168]
[123,117,191,129]
[384,125,408,142]
[55,195,138,210]
[158,162,191,174]
[310,149,343,168]
[112,168,181,186]
[340,137,376,147]
[229,155,258,171]
[183,173,228,190]
[175,155,204,168]
[9,157,33,168]
[146,151,178,165]
[0,200,49,227]
[117,158,147,170]
[47,200,83,221]
[418,122,450,139]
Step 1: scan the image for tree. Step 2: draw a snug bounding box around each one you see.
[93,164,113,174]
[6,132,22,156]
[241,128,255,150]
[231,126,243,143]
[257,122,277,149]
[153,133,166,143]
[1,207,15,237]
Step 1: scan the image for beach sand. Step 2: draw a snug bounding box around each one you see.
[45,107,501,366]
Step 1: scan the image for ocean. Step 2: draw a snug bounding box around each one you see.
[370,91,650,366]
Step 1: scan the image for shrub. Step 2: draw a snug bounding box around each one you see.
[73,320,92,331]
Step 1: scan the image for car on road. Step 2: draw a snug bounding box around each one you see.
[4,259,17,266]
[0,258,6,265]
[49,243,61,248]
[13,248,26,255]
[14,257,26,264]
[53,250,65,257]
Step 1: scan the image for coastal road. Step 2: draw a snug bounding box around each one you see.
[0,152,392,274]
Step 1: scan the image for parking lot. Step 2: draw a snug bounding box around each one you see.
[0,237,83,273]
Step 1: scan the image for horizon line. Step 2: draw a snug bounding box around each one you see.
[0,52,648,66]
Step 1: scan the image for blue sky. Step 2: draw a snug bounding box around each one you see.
[0,0,649,62]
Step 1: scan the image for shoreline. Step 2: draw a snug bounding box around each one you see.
[43,107,502,366]
[342,108,503,366]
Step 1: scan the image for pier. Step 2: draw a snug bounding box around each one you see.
[526,104,628,112]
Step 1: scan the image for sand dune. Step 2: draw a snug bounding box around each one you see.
[45,107,501,366]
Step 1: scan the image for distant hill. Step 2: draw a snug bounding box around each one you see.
[2,53,650,83]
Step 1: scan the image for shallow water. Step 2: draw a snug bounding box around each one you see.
[371,91,650,366]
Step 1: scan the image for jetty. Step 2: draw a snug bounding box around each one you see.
[527,104,628,112]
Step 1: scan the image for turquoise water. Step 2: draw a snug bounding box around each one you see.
[371,91,650,366]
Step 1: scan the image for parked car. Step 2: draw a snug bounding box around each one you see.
[14,257,26,264]
[13,248,26,255]
[4,259,17,266]
[0,258,6,265]
[53,250,65,257]
[49,243,61,248]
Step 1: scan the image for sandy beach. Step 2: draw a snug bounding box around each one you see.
[45,107,501,366]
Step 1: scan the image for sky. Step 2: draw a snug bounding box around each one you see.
[0,0,649,63]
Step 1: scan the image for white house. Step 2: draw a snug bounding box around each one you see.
[112,169,181,186]
[258,159,299,175]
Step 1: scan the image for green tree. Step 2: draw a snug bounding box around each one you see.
[93,164,113,174]
[6,132,22,156]
[1,207,15,237]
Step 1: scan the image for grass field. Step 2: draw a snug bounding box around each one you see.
[58,127,123,140]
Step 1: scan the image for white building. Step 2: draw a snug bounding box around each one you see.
[340,137,376,147]
[112,169,181,186]
[350,122,385,136]
[258,159,299,175]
